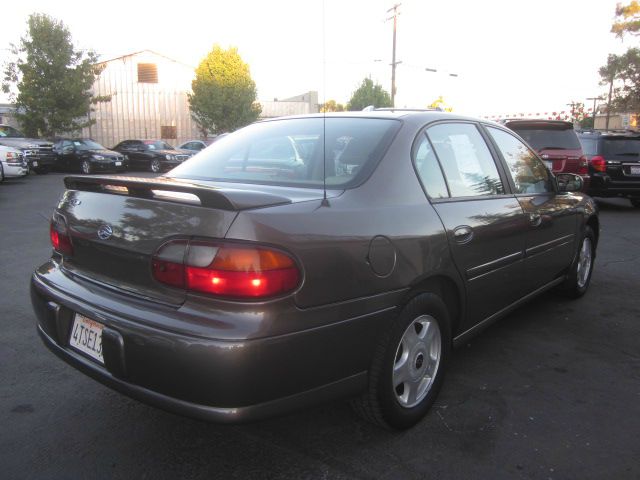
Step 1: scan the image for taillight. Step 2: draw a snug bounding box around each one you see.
[50,214,73,255]
[578,155,589,175]
[590,155,606,173]
[152,240,300,299]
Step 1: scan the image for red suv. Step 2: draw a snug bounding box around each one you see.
[504,120,588,189]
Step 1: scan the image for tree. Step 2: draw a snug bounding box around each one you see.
[346,78,391,111]
[612,1,640,39]
[320,99,345,112]
[2,14,108,137]
[599,49,640,114]
[188,46,261,135]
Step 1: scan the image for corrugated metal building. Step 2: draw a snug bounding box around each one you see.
[82,50,200,148]
[80,50,319,146]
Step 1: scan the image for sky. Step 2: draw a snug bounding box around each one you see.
[0,0,633,117]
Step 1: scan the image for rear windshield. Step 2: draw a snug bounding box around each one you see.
[601,137,640,159]
[168,117,401,189]
[509,126,581,151]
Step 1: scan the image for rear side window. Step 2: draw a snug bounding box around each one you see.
[413,134,449,199]
[578,137,598,156]
[488,127,554,194]
[168,118,401,189]
[509,125,581,150]
[426,123,504,197]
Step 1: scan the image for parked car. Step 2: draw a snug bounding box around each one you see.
[577,130,640,207]
[503,119,588,189]
[53,138,128,174]
[31,111,598,430]
[0,145,28,181]
[112,140,193,173]
[0,124,57,174]
[178,135,229,153]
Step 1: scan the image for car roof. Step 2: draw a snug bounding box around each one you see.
[258,110,502,129]
[577,130,640,138]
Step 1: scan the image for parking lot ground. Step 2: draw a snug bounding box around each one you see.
[1,173,639,480]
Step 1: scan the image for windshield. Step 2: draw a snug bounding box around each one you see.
[510,126,582,150]
[73,139,106,150]
[602,137,640,159]
[145,141,174,150]
[0,125,25,138]
[167,117,401,189]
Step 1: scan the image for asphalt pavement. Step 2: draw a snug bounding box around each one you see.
[1,172,639,480]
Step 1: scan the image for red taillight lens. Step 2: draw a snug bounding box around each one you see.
[152,240,300,299]
[591,155,606,172]
[578,155,589,175]
[50,216,73,255]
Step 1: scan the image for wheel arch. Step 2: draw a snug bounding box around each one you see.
[403,274,464,340]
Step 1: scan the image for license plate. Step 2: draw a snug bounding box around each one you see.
[32,160,38,166]
[631,165,640,175]
[115,161,122,166]
[69,314,104,364]
[543,160,552,170]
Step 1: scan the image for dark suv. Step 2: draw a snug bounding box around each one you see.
[504,120,588,188]
[577,131,640,207]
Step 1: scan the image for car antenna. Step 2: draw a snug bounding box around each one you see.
[321,0,329,207]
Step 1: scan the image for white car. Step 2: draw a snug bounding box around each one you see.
[0,145,28,182]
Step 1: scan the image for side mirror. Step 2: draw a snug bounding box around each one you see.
[556,173,584,193]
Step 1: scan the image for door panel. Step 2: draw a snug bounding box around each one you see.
[516,193,578,291]
[433,198,528,329]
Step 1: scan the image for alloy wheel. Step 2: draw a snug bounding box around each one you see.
[393,315,442,408]
[576,237,593,288]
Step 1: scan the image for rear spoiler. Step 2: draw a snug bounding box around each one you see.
[64,175,292,211]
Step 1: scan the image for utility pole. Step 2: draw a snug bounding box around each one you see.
[586,96,604,129]
[387,3,402,107]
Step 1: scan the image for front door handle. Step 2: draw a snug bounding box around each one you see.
[453,225,474,244]
[529,213,542,227]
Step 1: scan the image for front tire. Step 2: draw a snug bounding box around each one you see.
[0,163,4,183]
[631,198,640,208]
[352,293,451,430]
[81,160,92,174]
[560,226,595,298]
[150,159,161,173]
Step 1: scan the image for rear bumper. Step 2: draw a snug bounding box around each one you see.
[2,163,28,177]
[587,174,640,198]
[31,263,400,423]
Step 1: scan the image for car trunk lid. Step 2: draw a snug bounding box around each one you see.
[57,175,331,305]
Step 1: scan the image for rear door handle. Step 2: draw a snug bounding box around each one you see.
[453,225,473,244]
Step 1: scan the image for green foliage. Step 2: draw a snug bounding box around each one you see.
[612,1,640,39]
[599,48,640,114]
[320,99,345,112]
[346,78,391,111]
[188,45,261,135]
[2,13,108,137]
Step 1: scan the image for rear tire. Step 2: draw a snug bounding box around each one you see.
[150,159,161,173]
[0,163,4,182]
[351,293,451,430]
[33,165,50,174]
[631,198,640,208]
[560,226,595,298]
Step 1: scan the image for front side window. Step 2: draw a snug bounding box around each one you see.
[488,127,553,194]
[426,123,504,197]
[168,117,401,189]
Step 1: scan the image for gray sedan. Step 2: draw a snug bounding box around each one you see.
[31,111,597,429]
